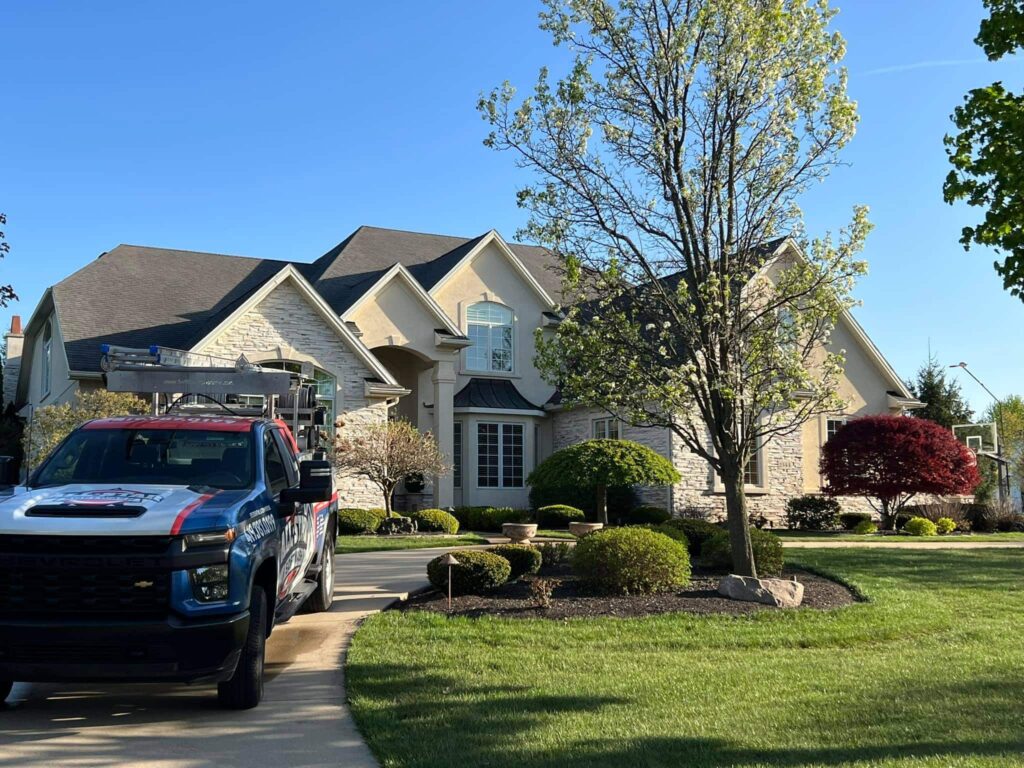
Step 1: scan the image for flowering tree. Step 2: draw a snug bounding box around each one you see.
[480,0,866,576]
[331,419,448,515]
[24,390,149,469]
[821,415,981,530]
[528,439,679,524]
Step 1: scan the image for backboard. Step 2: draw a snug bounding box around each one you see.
[953,422,999,455]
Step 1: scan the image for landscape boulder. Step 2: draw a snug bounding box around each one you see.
[717,574,804,608]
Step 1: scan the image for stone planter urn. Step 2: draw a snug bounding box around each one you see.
[502,523,538,545]
[569,522,604,538]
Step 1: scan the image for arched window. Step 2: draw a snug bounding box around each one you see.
[466,302,513,373]
[259,361,336,427]
[41,320,53,395]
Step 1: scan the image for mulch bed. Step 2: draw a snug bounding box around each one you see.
[398,564,860,620]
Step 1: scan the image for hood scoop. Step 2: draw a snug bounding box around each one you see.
[26,505,147,519]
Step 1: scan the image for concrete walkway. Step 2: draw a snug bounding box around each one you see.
[0,548,439,768]
[782,539,1024,549]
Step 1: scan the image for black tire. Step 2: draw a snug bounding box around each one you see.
[0,679,12,704]
[217,585,266,710]
[306,524,335,613]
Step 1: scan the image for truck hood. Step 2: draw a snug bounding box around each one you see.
[0,484,237,536]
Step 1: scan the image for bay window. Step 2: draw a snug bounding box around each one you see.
[477,422,523,488]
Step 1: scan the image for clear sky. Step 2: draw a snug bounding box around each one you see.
[2,1,1021,416]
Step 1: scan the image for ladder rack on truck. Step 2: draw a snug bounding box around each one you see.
[101,345,328,451]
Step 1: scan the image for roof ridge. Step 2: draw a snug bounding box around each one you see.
[113,243,299,264]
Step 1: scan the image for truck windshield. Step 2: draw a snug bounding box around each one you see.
[31,429,255,490]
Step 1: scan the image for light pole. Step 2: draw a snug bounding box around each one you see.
[950,362,1008,503]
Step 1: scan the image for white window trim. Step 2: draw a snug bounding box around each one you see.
[823,416,848,445]
[711,439,770,494]
[41,322,53,398]
[592,416,620,440]
[476,421,525,489]
[459,298,518,377]
[453,421,463,489]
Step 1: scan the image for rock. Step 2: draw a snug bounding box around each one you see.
[379,516,417,535]
[717,574,804,608]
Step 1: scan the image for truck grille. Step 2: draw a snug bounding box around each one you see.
[0,535,173,619]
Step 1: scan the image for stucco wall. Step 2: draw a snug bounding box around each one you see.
[199,279,389,508]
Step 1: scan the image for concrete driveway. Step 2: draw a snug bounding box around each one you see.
[0,549,438,768]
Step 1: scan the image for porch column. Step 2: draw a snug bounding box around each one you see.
[432,359,456,509]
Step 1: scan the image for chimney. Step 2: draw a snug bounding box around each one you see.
[3,315,24,409]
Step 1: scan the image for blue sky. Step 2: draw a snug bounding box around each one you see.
[2,1,1021,415]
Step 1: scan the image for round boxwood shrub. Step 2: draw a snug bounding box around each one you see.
[853,519,878,535]
[839,512,872,531]
[488,544,543,579]
[657,518,722,556]
[337,508,383,535]
[702,528,785,577]
[409,508,460,534]
[451,506,531,532]
[536,504,585,528]
[784,495,841,530]
[903,516,938,536]
[622,505,672,525]
[572,527,690,595]
[427,550,511,595]
[935,516,957,535]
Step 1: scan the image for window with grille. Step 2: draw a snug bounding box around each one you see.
[826,418,847,442]
[743,449,762,486]
[465,302,513,373]
[453,422,462,488]
[477,422,523,488]
[592,417,620,440]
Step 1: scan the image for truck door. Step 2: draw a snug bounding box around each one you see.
[262,429,307,600]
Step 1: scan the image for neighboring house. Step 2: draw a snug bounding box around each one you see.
[3,227,920,520]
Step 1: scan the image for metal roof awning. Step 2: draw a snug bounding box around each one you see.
[453,378,545,415]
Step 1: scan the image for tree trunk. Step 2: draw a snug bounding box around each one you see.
[383,482,394,517]
[595,483,609,525]
[880,499,895,531]
[721,463,757,578]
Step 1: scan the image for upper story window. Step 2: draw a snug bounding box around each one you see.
[593,417,620,440]
[466,302,513,373]
[825,417,847,443]
[41,320,53,396]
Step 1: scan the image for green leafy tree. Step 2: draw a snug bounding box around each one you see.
[528,440,679,525]
[0,214,16,308]
[944,0,1024,299]
[985,394,1024,504]
[480,0,866,576]
[24,390,149,470]
[908,355,974,428]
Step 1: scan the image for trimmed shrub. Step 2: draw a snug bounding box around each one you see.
[656,518,722,557]
[784,495,841,530]
[702,528,785,577]
[409,508,460,534]
[529,483,640,520]
[427,550,511,595]
[838,512,872,530]
[536,504,585,528]
[572,527,690,595]
[337,508,383,535]
[964,503,994,532]
[894,512,914,530]
[935,517,957,535]
[903,516,938,536]
[451,506,531,532]
[536,541,573,566]
[853,519,878,535]
[621,505,671,525]
[489,544,543,580]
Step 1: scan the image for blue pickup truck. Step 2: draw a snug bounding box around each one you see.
[0,413,337,709]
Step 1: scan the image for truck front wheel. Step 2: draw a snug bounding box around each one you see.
[217,585,267,710]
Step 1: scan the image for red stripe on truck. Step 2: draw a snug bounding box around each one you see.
[169,493,217,535]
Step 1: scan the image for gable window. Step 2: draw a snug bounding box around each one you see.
[477,422,523,488]
[41,321,53,396]
[466,302,513,373]
[593,417,620,440]
[453,422,463,488]
[826,418,847,443]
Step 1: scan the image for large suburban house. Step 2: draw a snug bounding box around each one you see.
[2,226,921,519]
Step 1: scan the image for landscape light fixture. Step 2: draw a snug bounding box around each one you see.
[441,553,460,612]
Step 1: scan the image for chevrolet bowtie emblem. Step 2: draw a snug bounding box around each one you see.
[134,580,154,589]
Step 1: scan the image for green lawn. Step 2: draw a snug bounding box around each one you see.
[347,548,1024,767]
[775,530,1024,543]
[335,533,489,554]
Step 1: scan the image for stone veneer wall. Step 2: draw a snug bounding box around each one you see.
[201,280,389,508]
[552,405,875,524]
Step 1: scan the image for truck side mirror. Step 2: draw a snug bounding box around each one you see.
[279,459,333,504]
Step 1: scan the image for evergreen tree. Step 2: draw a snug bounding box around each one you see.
[909,355,974,428]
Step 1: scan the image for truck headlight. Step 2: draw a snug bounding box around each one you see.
[190,565,230,602]
[183,529,236,548]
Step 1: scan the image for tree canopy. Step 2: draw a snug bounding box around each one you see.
[481,0,865,576]
[528,439,679,525]
[821,415,981,529]
[944,0,1024,299]
[908,355,974,428]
